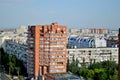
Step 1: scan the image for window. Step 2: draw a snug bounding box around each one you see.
[57,62,63,64]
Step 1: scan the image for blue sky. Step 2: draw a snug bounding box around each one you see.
[0,0,120,29]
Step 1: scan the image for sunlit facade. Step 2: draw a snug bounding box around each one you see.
[27,22,67,79]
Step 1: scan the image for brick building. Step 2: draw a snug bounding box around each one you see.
[91,28,108,34]
[27,22,67,80]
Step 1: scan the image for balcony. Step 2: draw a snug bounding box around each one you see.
[28,41,34,44]
[29,44,34,47]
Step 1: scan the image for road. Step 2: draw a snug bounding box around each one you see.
[0,66,10,80]
[0,73,10,80]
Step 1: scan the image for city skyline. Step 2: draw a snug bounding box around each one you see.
[0,0,120,29]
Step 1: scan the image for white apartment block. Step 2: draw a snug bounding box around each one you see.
[0,29,27,47]
[15,25,27,35]
[0,36,11,47]
[3,40,27,67]
[67,47,118,67]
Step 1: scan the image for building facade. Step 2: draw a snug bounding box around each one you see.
[68,47,118,67]
[0,36,11,47]
[90,28,108,34]
[68,37,106,48]
[27,22,67,79]
[69,28,108,34]
[15,25,27,35]
[107,39,118,47]
[3,40,27,67]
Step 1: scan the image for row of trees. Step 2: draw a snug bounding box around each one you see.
[67,56,118,80]
[0,48,27,79]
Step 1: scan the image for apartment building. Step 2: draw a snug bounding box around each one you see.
[0,36,11,47]
[68,47,118,67]
[68,37,106,48]
[3,40,27,67]
[27,22,67,79]
[90,28,108,34]
[69,28,108,34]
[15,25,27,35]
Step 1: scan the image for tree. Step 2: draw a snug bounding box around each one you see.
[75,58,79,67]
[79,61,118,80]
[15,67,20,76]
[18,75,24,80]
[0,48,27,76]
[87,70,94,79]
[89,62,102,69]
[81,57,85,68]
[67,58,70,71]
[67,55,80,74]
[79,68,89,78]
[109,69,118,80]
[8,61,14,75]
[70,56,80,74]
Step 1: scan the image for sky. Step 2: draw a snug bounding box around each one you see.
[0,0,120,29]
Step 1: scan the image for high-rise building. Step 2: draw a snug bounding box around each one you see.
[118,28,120,80]
[92,28,108,34]
[27,22,67,79]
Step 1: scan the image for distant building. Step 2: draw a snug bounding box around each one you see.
[108,29,118,35]
[0,29,15,33]
[108,35,118,41]
[81,28,90,34]
[0,36,11,47]
[15,25,26,35]
[27,22,67,80]
[107,39,118,47]
[68,37,106,48]
[0,26,27,48]
[90,28,108,34]
[94,37,106,47]
[69,29,81,34]
[69,28,108,34]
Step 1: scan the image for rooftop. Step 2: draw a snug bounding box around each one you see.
[46,73,81,80]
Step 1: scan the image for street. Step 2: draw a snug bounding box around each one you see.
[0,72,10,80]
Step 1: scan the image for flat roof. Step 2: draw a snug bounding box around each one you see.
[47,73,80,80]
